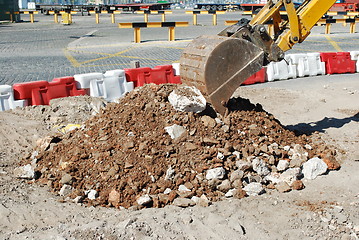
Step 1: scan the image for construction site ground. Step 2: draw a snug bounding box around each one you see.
[0,10,358,239]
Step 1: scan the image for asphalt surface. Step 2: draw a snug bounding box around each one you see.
[1,10,359,85]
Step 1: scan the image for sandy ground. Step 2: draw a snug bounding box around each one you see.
[0,74,358,240]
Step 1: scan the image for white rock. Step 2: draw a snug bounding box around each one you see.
[73,196,84,204]
[225,189,236,198]
[59,184,72,196]
[230,170,244,182]
[178,185,191,192]
[206,167,226,180]
[232,151,241,159]
[277,160,289,171]
[137,194,152,206]
[14,164,35,179]
[172,198,195,207]
[87,190,98,200]
[252,158,270,176]
[168,86,206,113]
[236,160,251,171]
[163,188,172,194]
[302,157,328,180]
[165,167,175,180]
[217,152,225,160]
[164,124,186,139]
[283,146,291,151]
[191,196,200,204]
[243,182,264,196]
[279,168,301,185]
[264,172,281,184]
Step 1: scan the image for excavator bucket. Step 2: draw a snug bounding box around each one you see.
[179,35,265,115]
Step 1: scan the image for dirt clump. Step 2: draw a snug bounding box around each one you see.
[21,84,339,209]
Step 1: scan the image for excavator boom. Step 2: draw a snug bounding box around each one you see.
[180,0,337,115]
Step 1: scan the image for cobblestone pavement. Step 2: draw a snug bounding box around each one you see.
[1,10,359,84]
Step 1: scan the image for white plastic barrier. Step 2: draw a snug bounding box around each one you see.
[266,59,297,82]
[172,63,180,76]
[286,53,326,77]
[0,85,27,111]
[89,70,134,102]
[350,51,359,72]
[74,71,134,102]
[74,73,103,90]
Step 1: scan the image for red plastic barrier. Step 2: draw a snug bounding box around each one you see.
[13,77,86,106]
[242,68,266,85]
[320,52,356,74]
[124,65,181,87]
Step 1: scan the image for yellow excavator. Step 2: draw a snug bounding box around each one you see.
[179,0,337,115]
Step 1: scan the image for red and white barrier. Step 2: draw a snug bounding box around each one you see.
[0,85,27,111]
[1,51,358,112]
[266,59,297,82]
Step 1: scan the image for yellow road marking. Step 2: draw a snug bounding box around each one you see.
[324,35,343,52]
[78,47,136,65]
[63,48,81,67]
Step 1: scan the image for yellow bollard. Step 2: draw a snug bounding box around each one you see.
[95,13,100,24]
[350,22,356,33]
[69,13,72,23]
[161,13,166,22]
[212,14,217,26]
[54,13,58,23]
[144,13,148,23]
[193,14,197,25]
[111,13,115,24]
[168,27,175,41]
[325,23,331,34]
[30,12,34,23]
[134,28,141,43]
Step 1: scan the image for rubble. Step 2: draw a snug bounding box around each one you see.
[21,84,340,209]
[168,86,206,113]
[243,182,264,196]
[164,124,186,139]
[206,167,226,180]
[14,164,36,179]
[302,157,328,180]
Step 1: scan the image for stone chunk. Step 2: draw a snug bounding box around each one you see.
[201,116,216,128]
[289,144,308,167]
[165,124,186,139]
[60,173,73,185]
[59,184,72,197]
[86,190,98,200]
[108,189,121,206]
[206,167,226,180]
[217,179,231,193]
[302,157,328,180]
[168,86,206,113]
[279,168,301,185]
[137,194,152,206]
[277,160,289,171]
[252,158,270,176]
[275,181,291,193]
[243,182,265,196]
[236,160,251,171]
[172,198,195,207]
[14,164,35,179]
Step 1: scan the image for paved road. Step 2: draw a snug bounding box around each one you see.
[1,10,359,85]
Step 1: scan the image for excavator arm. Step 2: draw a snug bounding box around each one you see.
[179,0,337,115]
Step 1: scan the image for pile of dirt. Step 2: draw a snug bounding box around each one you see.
[21,84,340,209]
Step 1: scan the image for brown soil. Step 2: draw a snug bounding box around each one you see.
[24,84,338,209]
